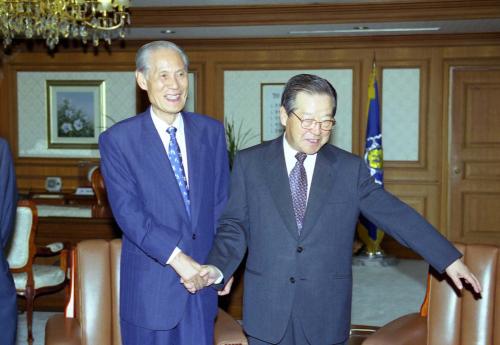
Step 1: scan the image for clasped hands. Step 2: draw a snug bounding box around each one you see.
[170,251,232,295]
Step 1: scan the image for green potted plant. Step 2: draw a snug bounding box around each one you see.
[224,118,254,169]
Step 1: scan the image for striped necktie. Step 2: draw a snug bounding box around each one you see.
[289,152,307,234]
[166,126,191,218]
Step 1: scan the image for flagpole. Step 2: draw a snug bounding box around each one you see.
[353,58,397,266]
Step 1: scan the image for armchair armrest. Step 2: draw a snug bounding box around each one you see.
[36,242,69,256]
[45,314,82,345]
[214,308,248,345]
[349,325,378,345]
[36,242,71,276]
[362,313,427,345]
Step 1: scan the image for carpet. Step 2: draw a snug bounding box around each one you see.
[352,258,427,326]
[17,311,56,345]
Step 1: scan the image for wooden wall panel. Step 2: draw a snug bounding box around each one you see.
[377,58,433,179]
[130,1,500,27]
[465,84,500,145]
[381,183,439,259]
[386,183,440,224]
[1,39,499,211]
[1,35,499,232]
[447,66,500,245]
[465,162,500,180]
[462,192,500,242]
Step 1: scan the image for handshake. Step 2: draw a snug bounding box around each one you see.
[170,251,233,295]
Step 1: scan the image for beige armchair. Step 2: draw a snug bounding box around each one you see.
[45,239,248,345]
[363,242,499,345]
[5,199,69,344]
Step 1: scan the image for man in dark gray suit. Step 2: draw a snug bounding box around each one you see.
[0,137,18,345]
[198,74,481,345]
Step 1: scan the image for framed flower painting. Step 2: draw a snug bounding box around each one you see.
[46,80,105,149]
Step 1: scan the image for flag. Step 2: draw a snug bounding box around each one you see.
[358,61,385,254]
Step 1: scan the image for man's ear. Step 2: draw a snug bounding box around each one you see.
[279,106,289,127]
[136,71,148,91]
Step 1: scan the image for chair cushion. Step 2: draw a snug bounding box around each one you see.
[363,313,426,345]
[45,314,82,345]
[77,240,112,345]
[214,309,248,345]
[12,264,65,290]
[6,206,33,268]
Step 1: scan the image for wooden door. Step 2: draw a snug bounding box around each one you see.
[449,67,500,245]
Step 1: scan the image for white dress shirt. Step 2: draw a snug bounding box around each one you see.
[150,107,188,264]
[150,107,190,186]
[282,135,317,202]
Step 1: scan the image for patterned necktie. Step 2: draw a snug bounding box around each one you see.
[289,152,307,234]
[166,127,191,218]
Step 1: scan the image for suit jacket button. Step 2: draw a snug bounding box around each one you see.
[192,234,196,240]
[297,246,303,253]
[289,277,295,284]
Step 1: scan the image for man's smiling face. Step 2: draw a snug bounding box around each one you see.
[136,47,188,123]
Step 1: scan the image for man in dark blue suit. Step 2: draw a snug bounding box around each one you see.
[200,74,482,345]
[0,137,18,345]
[99,41,230,345]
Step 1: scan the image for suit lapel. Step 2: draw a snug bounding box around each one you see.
[264,137,300,240]
[141,110,189,221]
[183,112,202,227]
[301,147,337,240]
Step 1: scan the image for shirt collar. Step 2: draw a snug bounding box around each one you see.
[282,135,316,160]
[283,135,298,160]
[150,106,184,133]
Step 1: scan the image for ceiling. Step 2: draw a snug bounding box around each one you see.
[124,0,500,40]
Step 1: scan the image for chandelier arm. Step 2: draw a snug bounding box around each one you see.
[82,19,126,31]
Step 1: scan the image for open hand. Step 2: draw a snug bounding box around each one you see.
[445,259,482,294]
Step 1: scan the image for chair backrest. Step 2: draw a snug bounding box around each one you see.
[426,243,500,345]
[91,166,112,218]
[74,239,122,345]
[5,200,37,270]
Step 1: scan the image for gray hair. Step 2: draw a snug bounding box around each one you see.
[281,74,338,117]
[135,41,189,77]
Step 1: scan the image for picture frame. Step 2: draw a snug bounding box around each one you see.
[185,72,196,112]
[260,83,285,141]
[46,80,105,149]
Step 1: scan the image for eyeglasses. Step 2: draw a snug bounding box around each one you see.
[290,111,336,131]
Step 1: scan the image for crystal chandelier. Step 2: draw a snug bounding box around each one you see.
[0,0,131,50]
